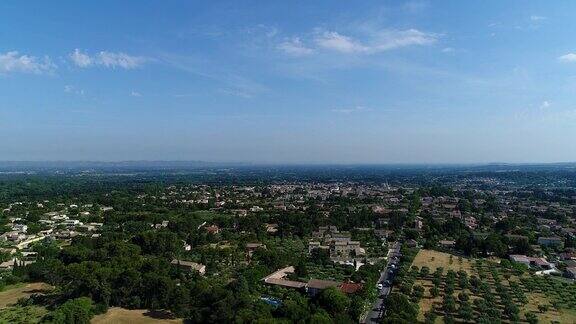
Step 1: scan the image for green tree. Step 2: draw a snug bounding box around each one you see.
[47,297,94,324]
[383,293,418,322]
[317,287,350,317]
[424,310,437,324]
[525,311,538,324]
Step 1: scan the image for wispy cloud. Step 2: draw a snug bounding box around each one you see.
[332,106,371,114]
[283,28,437,56]
[559,53,576,62]
[540,100,551,109]
[64,85,85,95]
[315,31,367,53]
[218,88,253,99]
[277,37,314,56]
[0,51,55,74]
[530,15,547,21]
[130,91,142,97]
[159,52,268,98]
[69,49,147,69]
[403,0,429,13]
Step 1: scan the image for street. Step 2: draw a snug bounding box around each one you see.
[363,241,401,324]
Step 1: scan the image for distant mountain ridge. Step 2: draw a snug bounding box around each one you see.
[0,160,250,170]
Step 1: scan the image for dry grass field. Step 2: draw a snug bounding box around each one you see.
[411,249,474,274]
[0,282,52,308]
[91,307,182,324]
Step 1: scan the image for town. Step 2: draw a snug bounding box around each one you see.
[0,164,575,323]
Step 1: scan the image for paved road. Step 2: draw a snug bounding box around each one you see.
[364,241,401,324]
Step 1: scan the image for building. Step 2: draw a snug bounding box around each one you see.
[205,225,220,235]
[308,226,366,262]
[263,266,362,296]
[246,243,266,257]
[306,279,341,297]
[537,237,564,248]
[510,255,552,269]
[171,259,206,275]
[564,267,576,279]
[439,240,456,249]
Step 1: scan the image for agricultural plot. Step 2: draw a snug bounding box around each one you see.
[411,250,474,274]
[402,249,576,323]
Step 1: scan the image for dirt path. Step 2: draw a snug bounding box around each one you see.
[91,307,182,324]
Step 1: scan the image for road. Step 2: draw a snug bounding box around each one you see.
[363,241,401,324]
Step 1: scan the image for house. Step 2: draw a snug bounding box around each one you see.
[406,239,418,248]
[564,267,576,279]
[205,225,220,234]
[0,231,26,242]
[263,267,360,296]
[537,237,564,249]
[246,243,266,257]
[505,234,529,242]
[0,259,35,270]
[12,224,27,233]
[510,255,552,269]
[62,219,81,227]
[250,206,264,212]
[309,226,366,262]
[265,223,278,234]
[439,240,456,249]
[339,282,363,294]
[306,279,341,297]
[171,259,206,275]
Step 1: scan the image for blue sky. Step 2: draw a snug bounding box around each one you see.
[2,1,576,163]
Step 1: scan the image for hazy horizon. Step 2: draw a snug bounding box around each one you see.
[2,1,576,163]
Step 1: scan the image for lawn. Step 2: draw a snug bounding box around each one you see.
[91,307,182,324]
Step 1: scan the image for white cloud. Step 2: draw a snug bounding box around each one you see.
[0,51,54,74]
[540,101,551,109]
[70,49,93,67]
[97,51,146,69]
[315,31,367,53]
[370,29,437,51]
[277,37,314,56]
[130,91,142,97]
[69,49,146,69]
[313,29,436,54]
[559,53,576,62]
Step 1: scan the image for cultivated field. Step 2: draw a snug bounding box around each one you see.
[406,249,576,323]
[91,307,182,324]
[411,249,473,274]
